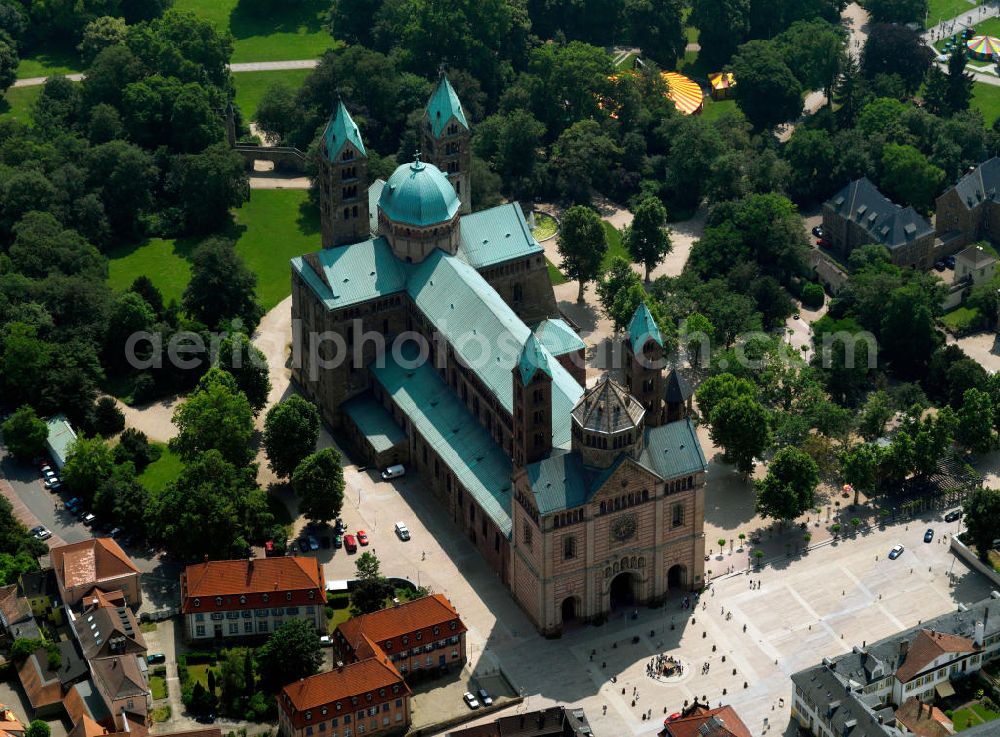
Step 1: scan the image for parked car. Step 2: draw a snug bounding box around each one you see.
[888,544,904,560]
[811,225,824,239]
[945,255,957,269]
[945,508,963,522]
[381,464,406,480]
[307,535,319,551]
[147,653,166,664]
[357,530,369,546]
[40,464,53,475]
[264,540,275,556]
[344,534,357,553]
[43,477,60,490]
[333,533,343,549]
[65,497,82,512]
[817,238,830,249]
[109,527,123,539]
[42,469,57,480]
[334,518,345,533]
[319,635,333,647]
[477,688,493,707]
[30,525,51,540]
[195,714,215,725]
[924,528,934,543]
[934,261,946,271]
[82,513,96,526]
[394,522,410,541]
[463,692,480,710]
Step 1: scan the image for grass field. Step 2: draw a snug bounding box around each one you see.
[107,189,319,311]
[928,0,981,27]
[601,220,629,270]
[175,0,339,63]
[973,82,1000,126]
[952,702,999,730]
[546,258,567,285]
[16,44,83,79]
[0,86,41,125]
[138,444,183,492]
[701,97,736,122]
[233,68,311,121]
[150,675,168,700]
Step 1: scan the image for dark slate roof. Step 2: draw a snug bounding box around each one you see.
[19,568,58,599]
[826,178,933,250]
[571,375,644,434]
[665,369,692,403]
[525,418,706,515]
[951,157,1000,210]
[791,663,904,737]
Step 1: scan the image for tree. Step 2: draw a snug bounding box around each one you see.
[113,428,159,470]
[755,446,819,522]
[78,16,128,64]
[263,396,320,479]
[775,19,846,103]
[129,276,164,317]
[215,334,271,415]
[596,257,643,330]
[880,283,942,380]
[966,487,1000,560]
[730,40,804,132]
[257,620,322,693]
[25,721,49,737]
[85,140,158,238]
[105,292,156,371]
[833,53,869,128]
[956,388,994,454]
[841,443,881,505]
[167,144,250,234]
[880,143,945,214]
[690,0,750,69]
[695,373,756,421]
[864,0,927,24]
[861,24,933,95]
[94,397,126,437]
[170,368,256,467]
[783,128,837,203]
[149,450,271,559]
[254,83,299,144]
[682,313,715,366]
[352,551,394,615]
[292,449,345,526]
[557,206,608,303]
[0,32,16,94]
[709,394,772,477]
[472,109,546,196]
[62,436,116,503]
[2,406,49,460]
[550,120,622,202]
[623,0,686,66]
[183,239,264,331]
[858,391,893,441]
[903,406,956,479]
[624,196,672,281]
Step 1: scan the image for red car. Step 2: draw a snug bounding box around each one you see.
[357,530,369,546]
[344,534,357,553]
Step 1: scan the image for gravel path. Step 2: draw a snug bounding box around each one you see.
[14,60,319,88]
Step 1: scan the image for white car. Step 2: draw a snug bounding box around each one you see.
[30,525,51,540]
[888,544,904,560]
[319,635,333,647]
[394,522,410,541]
[463,692,480,709]
[381,464,406,480]
[43,477,60,490]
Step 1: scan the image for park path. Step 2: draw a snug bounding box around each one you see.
[924,2,1000,86]
[13,59,319,88]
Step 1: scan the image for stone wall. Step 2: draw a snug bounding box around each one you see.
[479,254,559,326]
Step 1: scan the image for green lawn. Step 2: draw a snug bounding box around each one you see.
[326,605,352,633]
[546,258,567,286]
[941,305,983,331]
[150,675,168,700]
[175,0,339,63]
[682,6,699,46]
[0,86,41,125]
[972,82,1000,126]
[928,0,980,27]
[953,702,1000,730]
[233,68,311,121]
[601,220,630,270]
[701,98,736,123]
[138,444,184,492]
[106,189,320,312]
[16,43,83,79]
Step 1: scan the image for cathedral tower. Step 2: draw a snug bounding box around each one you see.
[512,335,553,467]
[422,75,471,214]
[317,101,369,248]
[625,303,666,427]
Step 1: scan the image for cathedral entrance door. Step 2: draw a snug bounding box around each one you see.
[609,572,637,609]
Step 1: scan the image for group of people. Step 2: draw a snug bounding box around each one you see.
[646,653,683,680]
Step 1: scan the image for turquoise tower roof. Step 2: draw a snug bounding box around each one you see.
[426,75,469,138]
[323,100,366,160]
[378,157,460,227]
[628,303,664,350]
[518,333,552,385]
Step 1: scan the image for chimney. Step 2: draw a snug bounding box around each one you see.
[898,639,910,665]
[975,620,985,647]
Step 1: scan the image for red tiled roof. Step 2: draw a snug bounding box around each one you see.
[337,594,466,653]
[180,557,323,614]
[663,706,752,737]
[280,659,409,728]
[51,539,138,590]
[895,697,954,737]
[896,630,975,683]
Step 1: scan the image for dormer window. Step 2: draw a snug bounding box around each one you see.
[305,712,312,721]
[379,689,385,697]
[402,636,408,645]
[450,621,457,630]
[216,597,222,606]
[433,626,439,635]
[193,598,200,607]
[336,703,342,711]
[286,592,292,601]
[239,596,246,604]
[263,594,269,603]
[366,694,373,702]
[308,590,316,600]
[321,708,328,716]
[416,632,422,641]
[385,641,392,650]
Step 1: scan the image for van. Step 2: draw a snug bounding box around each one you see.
[381,464,406,480]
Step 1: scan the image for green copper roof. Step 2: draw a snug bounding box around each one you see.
[457,203,542,269]
[342,396,405,454]
[371,345,513,538]
[628,302,664,350]
[45,414,76,469]
[518,333,552,385]
[291,237,407,310]
[323,100,366,160]
[533,318,585,357]
[526,418,707,515]
[378,158,460,227]
[426,75,469,138]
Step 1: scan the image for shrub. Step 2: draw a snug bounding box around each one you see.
[801,282,825,309]
[94,396,125,437]
[185,650,217,664]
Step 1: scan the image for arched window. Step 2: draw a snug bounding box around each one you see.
[672,504,684,527]
[563,537,576,560]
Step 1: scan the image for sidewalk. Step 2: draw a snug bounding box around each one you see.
[0,477,66,547]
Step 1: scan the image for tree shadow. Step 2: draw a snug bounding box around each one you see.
[297,197,321,236]
[229,0,329,39]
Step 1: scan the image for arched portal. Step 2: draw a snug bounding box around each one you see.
[667,564,688,590]
[561,596,579,625]
[609,572,637,609]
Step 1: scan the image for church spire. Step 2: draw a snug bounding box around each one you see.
[317,99,369,248]
[421,74,471,214]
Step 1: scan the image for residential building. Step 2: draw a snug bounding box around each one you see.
[954,245,996,284]
[277,659,411,737]
[0,704,24,737]
[179,557,325,640]
[19,568,63,624]
[658,702,752,737]
[0,584,40,643]
[447,706,594,737]
[822,178,935,269]
[935,157,1000,250]
[17,640,89,718]
[791,594,1000,737]
[292,86,705,636]
[335,594,467,678]
[50,539,141,608]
